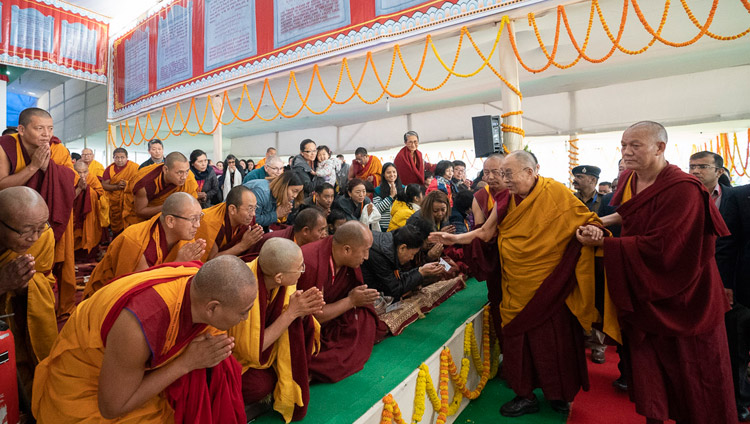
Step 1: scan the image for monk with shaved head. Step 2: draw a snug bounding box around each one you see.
[230,238,323,421]
[577,121,735,424]
[80,147,104,179]
[0,187,57,407]
[239,206,328,261]
[0,107,78,318]
[433,149,613,417]
[195,185,264,261]
[85,192,207,296]
[297,221,385,383]
[122,151,198,228]
[73,160,106,253]
[102,147,139,235]
[466,153,509,335]
[33,255,256,423]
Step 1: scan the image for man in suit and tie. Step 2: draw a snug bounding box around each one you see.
[690,151,750,421]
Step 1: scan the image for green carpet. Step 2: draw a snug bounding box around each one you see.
[455,378,568,423]
[253,279,489,423]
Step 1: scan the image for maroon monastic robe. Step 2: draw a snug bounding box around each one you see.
[393,146,434,186]
[102,262,246,424]
[604,165,735,423]
[239,264,317,421]
[297,237,386,383]
[501,238,589,401]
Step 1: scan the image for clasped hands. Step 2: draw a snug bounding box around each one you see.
[576,225,604,246]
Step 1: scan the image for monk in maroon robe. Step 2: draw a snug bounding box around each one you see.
[579,121,735,424]
[0,108,78,317]
[229,238,323,422]
[297,221,387,383]
[239,208,328,262]
[466,154,509,335]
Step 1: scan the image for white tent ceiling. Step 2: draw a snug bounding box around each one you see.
[102,0,750,140]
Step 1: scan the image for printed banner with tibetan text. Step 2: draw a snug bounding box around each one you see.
[0,0,109,83]
[110,0,527,120]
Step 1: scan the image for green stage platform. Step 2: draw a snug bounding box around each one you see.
[253,278,489,423]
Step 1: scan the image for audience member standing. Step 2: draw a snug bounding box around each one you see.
[189,149,220,208]
[220,154,244,201]
[138,139,164,169]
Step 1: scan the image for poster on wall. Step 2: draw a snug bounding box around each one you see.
[273,0,350,49]
[110,0,533,121]
[204,0,256,72]
[0,0,109,83]
[157,2,193,90]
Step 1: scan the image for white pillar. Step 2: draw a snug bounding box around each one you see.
[498,19,523,152]
[0,79,7,131]
[105,124,114,166]
[211,95,223,161]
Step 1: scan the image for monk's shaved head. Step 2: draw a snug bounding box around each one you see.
[485,153,505,165]
[0,187,49,252]
[82,148,93,155]
[333,221,369,247]
[505,150,537,169]
[74,160,89,173]
[164,151,188,168]
[161,192,200,217]
[258,238,303,275]
[193,255,257,306]
[627,121,668,144]
[0,186,48,223]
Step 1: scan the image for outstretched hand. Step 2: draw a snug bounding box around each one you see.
[428,232,457,246]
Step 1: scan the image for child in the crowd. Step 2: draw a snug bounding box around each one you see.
[315,145,341,186]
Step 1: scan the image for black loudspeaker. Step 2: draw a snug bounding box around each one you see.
[472,115,502,158]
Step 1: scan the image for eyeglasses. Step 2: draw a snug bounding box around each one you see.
[1,220,50,238]
[688,164,717,170]
[302,150,316,154]
[500,167,531,180]
[266,166,284,171]
[170,213,204,225]
[282,263,306,274]
[405,140,419,146]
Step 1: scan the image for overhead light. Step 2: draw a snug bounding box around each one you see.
[28,92,36,96]
[5,71,9,75]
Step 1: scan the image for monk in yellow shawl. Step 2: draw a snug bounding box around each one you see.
[81,147,105,179]
[102,147,139,234]
[432,150,619,418]
[0,187,57,407]
[33,256,257,424]
[195,185,264,261]
[0,107,78,318]
[122,151,198,228]
[84,192,207,297]
[349,147,382,186]
[73,161,105,253]
[229,238,323,422]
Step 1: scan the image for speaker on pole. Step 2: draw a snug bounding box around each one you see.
[472,115,502,158]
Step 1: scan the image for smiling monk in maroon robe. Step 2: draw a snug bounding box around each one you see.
[579,121,735,424]
[296,221,387,383]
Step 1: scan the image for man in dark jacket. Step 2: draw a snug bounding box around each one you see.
[361,222,443,299]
